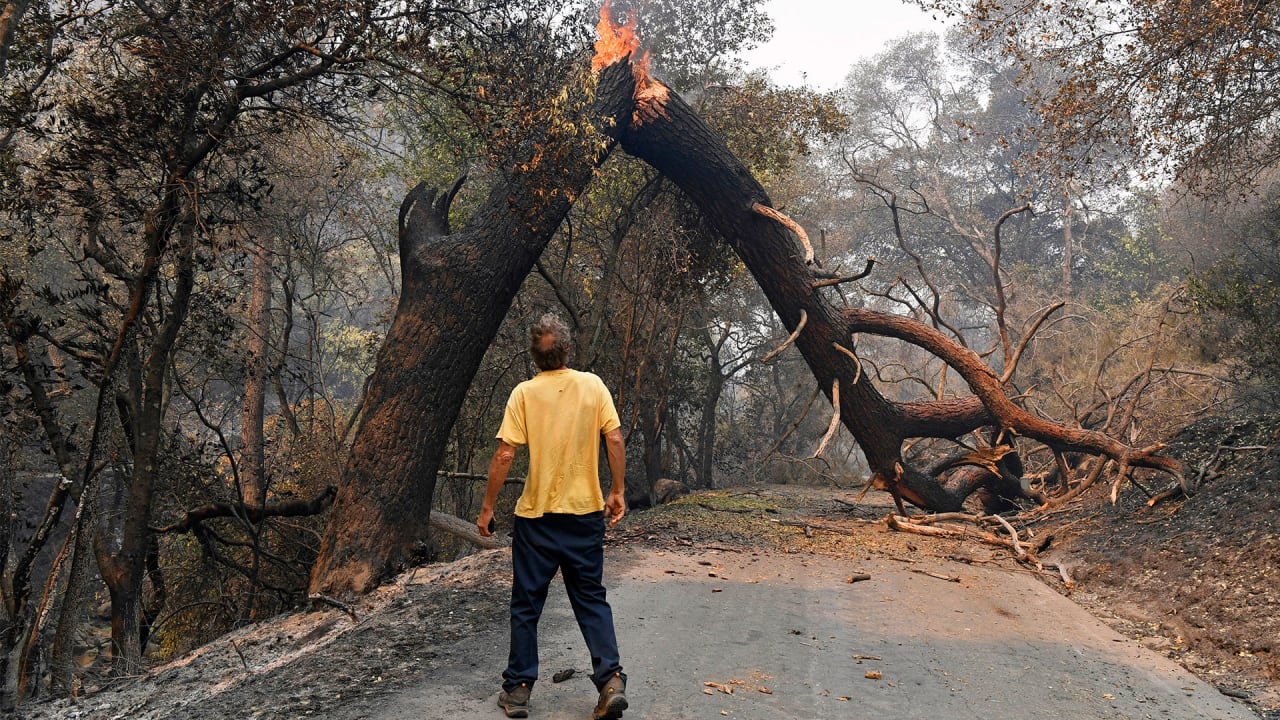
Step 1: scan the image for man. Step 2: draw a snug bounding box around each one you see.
[477,313,629,720]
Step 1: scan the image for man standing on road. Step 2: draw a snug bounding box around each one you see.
[478,313,629,720]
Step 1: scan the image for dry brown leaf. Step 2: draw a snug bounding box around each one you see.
[865,670,882,680]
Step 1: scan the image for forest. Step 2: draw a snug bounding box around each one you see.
[2,0,1278,710]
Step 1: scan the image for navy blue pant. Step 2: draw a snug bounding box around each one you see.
[503,511,625,693]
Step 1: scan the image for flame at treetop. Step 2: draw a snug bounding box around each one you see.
[591,1,640,74]
[591,0,668,127]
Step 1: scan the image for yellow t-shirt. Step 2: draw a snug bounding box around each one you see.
[497,368,622,518]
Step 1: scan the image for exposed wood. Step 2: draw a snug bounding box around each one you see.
[831,342,862,384]
[990,514,1025,558]
[752,203,813,264]
[759,309,806,364]
[429,510,502,550]
[811,380,842,458]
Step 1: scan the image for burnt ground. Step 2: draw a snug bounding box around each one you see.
[1039,414,1280,715]
[14,414,1279,719]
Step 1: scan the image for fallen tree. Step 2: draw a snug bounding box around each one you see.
[600,50,1186,513]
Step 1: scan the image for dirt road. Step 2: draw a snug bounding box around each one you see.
[363,546,1254,720]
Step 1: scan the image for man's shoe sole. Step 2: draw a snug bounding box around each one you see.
[595,693,628,720]
[498,694,529,718]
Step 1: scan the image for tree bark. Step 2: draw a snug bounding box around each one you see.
[240,234,272,508]
[97,218,198,675]
[307,62,637,598]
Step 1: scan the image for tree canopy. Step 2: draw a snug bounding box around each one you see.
[923,0,1280,190]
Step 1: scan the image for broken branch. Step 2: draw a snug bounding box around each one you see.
[759,309,806,363]
[752,202,813,264]
[811,258,877,288]
[812,379,842,458]
[153,486,337,533]
[831,342,863,385]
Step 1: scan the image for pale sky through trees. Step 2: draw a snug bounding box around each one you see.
[740,0,945,89]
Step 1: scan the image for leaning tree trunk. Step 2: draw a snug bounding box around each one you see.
[605,60,1185,510]
[307,62,637,598]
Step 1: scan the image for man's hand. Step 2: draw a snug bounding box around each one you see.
[603,428,626,527]
[478,441,516,538]
[605,491,626,528]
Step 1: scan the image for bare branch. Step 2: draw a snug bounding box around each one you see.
[811,258,877,289]
[752,203,813,264]
[812,380,841,458]
[759,309,806,363]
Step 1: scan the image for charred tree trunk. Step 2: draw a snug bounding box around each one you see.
[97,219,197,675]
[637,403,663,506]
[307,62,636,598]
[608,64,1186,508]
[240,234,272,509]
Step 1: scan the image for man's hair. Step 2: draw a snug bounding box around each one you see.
[529,313,571,371]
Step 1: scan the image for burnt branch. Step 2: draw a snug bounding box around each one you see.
[152,486,337,534]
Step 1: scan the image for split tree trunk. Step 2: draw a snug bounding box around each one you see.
[307,62,636,598]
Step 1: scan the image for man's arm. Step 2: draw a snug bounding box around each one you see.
[477,441,517,537]
[603,428,626,527]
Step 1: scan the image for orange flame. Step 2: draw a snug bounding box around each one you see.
[591,1,669,128]
[592,1,639,74]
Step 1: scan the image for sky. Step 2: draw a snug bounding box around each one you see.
[739,0,947,90]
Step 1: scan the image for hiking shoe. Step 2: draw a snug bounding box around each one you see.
[498,683,530,718]
[593,673,627,720]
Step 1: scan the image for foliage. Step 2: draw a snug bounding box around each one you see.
[1189,189,1280,403]
[923,0,1280,189]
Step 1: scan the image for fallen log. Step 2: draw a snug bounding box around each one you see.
[429,510,504,550]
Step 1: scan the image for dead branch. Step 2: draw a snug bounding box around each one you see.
[1146,486,1185,507]
[756,384,822,469]
[1001,302,1066,383]
[429,510,502,549]
[911,568,961,582]
[153,486,336,533]
[845,307,1186,486]
[759,309,806,363]
[308,593,359,621]
[990,203,1033,370]
[831,342,863,384]
[811,258,877,289]
[990,514,1025,558]
[885,514,1025,556]
[752,203,813,264]
[812,379,841,458]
